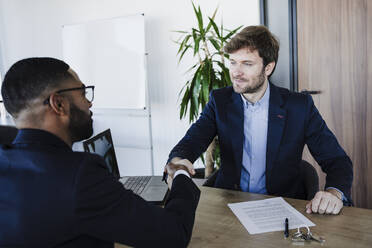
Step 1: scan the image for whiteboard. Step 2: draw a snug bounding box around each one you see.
[62,14,147,109]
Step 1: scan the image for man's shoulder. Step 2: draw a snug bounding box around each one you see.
[271,83,310,106]
[210,86,236,102]
[0,143,105,171]
[211,86,234,96]
[273,83,306,98]
[70,151,107,171]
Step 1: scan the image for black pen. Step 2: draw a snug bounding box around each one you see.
[284,218,289,238]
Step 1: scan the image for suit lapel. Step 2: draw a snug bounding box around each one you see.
[226,92,244,180]
[266,84,287,172]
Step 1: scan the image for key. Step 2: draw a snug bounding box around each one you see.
[302,233,313,241]
[290,225,325,244]
[308,233,326,243]
[291,229,306,243]
[303,229,326,244]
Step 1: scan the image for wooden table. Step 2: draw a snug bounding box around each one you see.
[116,186,372,247]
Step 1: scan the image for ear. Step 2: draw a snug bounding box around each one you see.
[264,61,276,76]
[48,93,69,116]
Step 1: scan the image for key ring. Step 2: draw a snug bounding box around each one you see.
[293,225,310,237]
[291,225,311,242]
[291,225,325,244]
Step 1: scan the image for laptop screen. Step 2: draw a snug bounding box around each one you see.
[83,129,120,179]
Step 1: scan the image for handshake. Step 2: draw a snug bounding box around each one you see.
[163,158,195,189]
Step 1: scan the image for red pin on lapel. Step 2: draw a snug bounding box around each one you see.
[277,114,284,119]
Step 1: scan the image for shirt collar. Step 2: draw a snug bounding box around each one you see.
[240,83,270,108]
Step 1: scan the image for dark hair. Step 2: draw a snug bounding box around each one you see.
[224,25,279,67]
[1,57,74,117]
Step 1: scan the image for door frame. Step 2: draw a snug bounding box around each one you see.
[260,0,298,91]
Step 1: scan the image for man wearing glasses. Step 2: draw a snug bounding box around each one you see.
[0,57,199,247]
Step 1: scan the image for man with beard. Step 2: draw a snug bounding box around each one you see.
[167,26,353,215]
[0,57,199,247]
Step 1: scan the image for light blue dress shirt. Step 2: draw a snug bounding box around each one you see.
[240,84,270,193]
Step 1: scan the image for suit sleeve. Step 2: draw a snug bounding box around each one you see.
[74,155,200,248]
[168,91,218,163]
[304,94,353,200]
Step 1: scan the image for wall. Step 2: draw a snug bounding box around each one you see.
[297,0,372,208]
[0,0,260,175]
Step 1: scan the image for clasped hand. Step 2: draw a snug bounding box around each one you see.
[164,158,195,189]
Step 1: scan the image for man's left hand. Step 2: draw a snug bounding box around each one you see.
[305,189,343,215]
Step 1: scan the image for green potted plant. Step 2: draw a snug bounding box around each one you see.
[174,3,242,177]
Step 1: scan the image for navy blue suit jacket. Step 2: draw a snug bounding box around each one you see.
[169,83,353,199]
[0,129,200,247]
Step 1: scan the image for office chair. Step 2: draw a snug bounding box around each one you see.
[203,160,320,201]
[202,168,218,187]
[0,125,18,144]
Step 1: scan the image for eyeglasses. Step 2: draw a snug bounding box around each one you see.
[43,85,95,105]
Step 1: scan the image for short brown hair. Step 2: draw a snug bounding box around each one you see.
[224,25,279,67]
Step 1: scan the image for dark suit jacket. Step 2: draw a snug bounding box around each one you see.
[0,129,200,248]
[169,83,353,200]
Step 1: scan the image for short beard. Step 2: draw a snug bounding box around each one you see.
[68,102,93,143]
[233,67,266,94]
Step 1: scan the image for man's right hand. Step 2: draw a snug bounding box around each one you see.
[165,163,190,189]
[306,189,343,215]
[165,157,195,176]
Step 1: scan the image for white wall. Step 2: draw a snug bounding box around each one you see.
[0,0,260,175]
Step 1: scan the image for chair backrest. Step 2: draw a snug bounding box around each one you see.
[0,125,18,144]
[203,160,320,200]
[202,169,218,187]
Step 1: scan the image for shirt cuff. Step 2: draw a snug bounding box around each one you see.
[174,169,191,179]
[326,187,347,201]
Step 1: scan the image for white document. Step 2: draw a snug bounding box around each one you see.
[228,197,315,234]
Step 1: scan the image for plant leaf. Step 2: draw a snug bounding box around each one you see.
[205,6,219,33]
[199,154,205,165]
[187,65,202,122]
[185,63,200,73]
[192,2,204,37]
[208,17,221,39]
[172,30,189,34]
[189,93,195,122]
[202,77,209,105]
[178,81,188,99]
[208,37,221,51]
[220,20,224,38]
[202,59,212,91]
[179,44,191,63]
[194,72,202,111]
[223,25,243,41]
[177,34,191,55]
[193,37,201,56]
[180,86,190,119]
[216,61,232,86]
